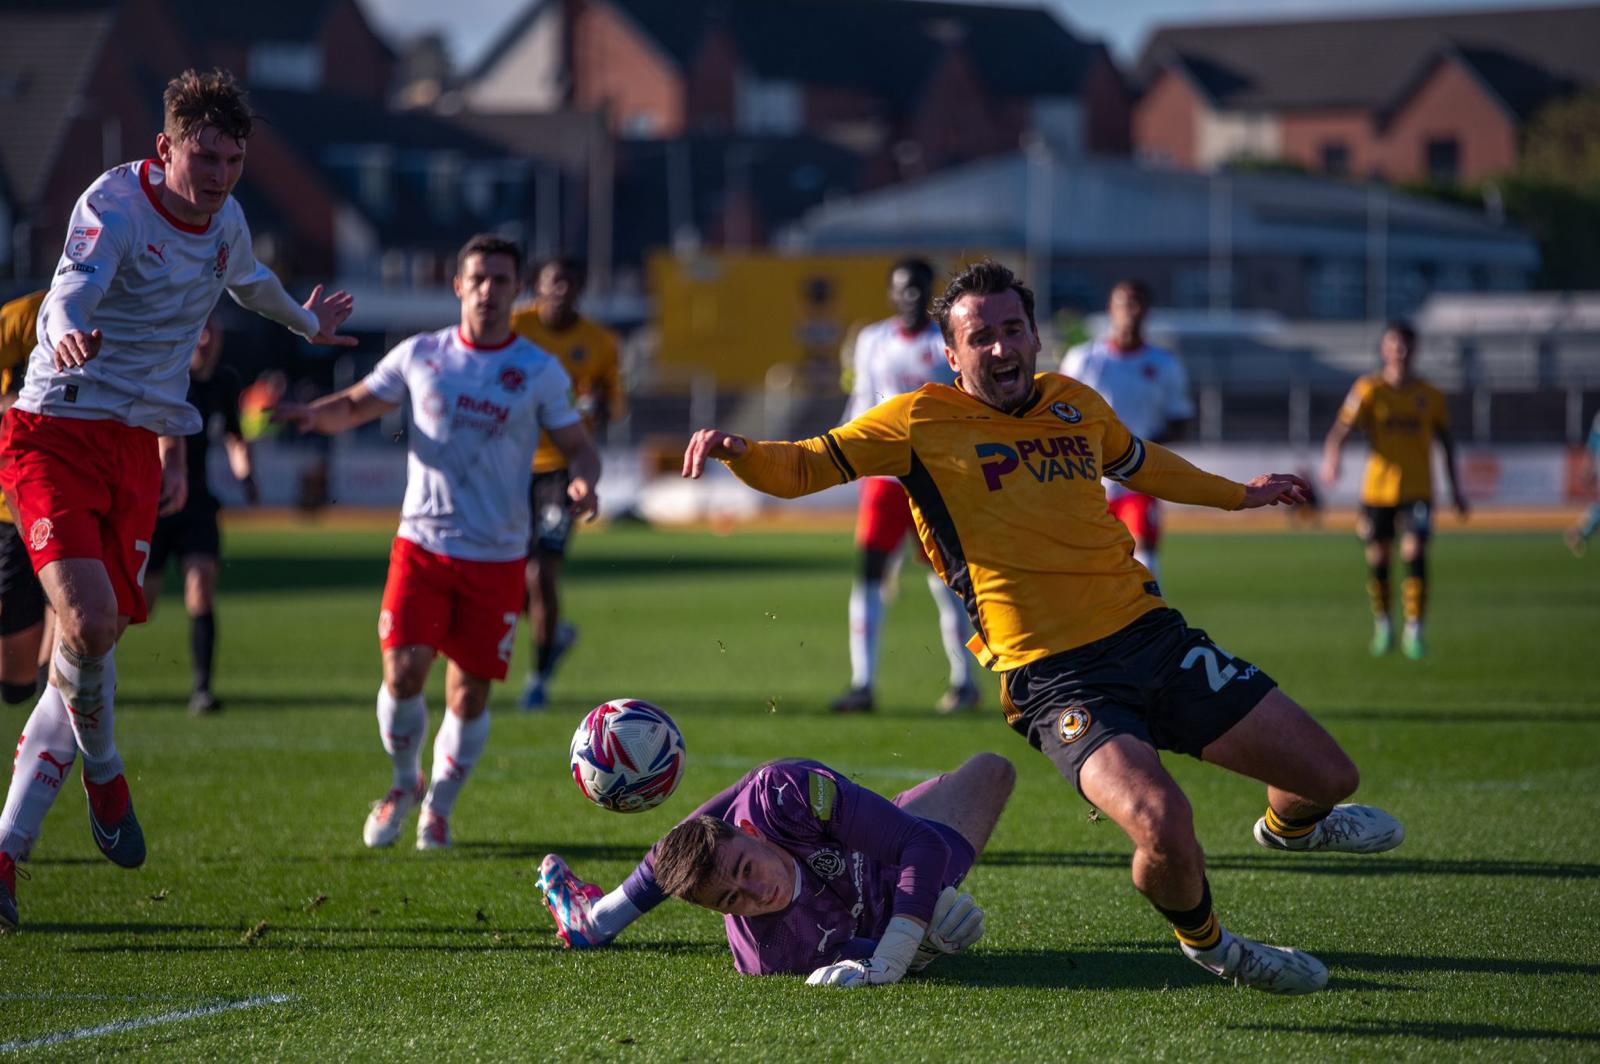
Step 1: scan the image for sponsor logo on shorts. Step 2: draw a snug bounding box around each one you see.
[27,518,52,552]
[976,436,1098,491]
[1057,705,1092,745]
[500,367,526,393]
[214,241,230,278]
[1050,402,1082,424]
[807,848,844,879]
[378,608,394,640]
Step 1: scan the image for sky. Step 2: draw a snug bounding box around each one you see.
[358,0,1595,71]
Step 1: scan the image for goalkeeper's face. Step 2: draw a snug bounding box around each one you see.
[687,827,799,916]
[455,252,519,334]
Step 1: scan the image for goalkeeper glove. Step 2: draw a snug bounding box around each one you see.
[806,915,924,987]
[910,887,985,972]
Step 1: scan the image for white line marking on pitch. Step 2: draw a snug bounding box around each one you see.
[0,994,293,1053]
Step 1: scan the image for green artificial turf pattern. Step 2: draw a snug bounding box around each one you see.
[1,526,1596,1061]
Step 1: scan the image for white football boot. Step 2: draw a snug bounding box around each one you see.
[1182,931,1329,994]
[362,783,424,848]
[1254,804,1404,854]
[416,809,452,851]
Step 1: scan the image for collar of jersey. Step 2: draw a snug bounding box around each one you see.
[953,375,1044,418]
[457,326,517,352]
[139,160,212,235]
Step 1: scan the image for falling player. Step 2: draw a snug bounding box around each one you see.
[276,234,600,850]
[0,68,355,929]
[509,257,624,710]
[1061,279,1194,582]
[832,259,979,715]
[0,291,52,709]
[539,753,1014,984]
[143,315,257,715]
[682,260,1405,994]
[1322,320,1467,659]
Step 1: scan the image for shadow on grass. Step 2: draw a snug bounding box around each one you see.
[1228,1018,1600,1043]
[977,849,1600,879]
[1319,707,1600,725]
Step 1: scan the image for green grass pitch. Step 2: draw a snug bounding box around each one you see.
[1,523,1597,1060]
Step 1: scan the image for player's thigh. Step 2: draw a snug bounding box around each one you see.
[38,558,120,649]
[382,644,436,695]
[442,556,525,683]
[1077,734,1195,851]
[1199,687,1358,805]
[893,753,1016,854]
[443,659,493,719]
[1001,646,1151,802]
[379,539,451,655]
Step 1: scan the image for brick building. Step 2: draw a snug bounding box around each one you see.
[1133,4,1599,183]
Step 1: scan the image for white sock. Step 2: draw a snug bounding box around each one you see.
[926,571,973,688]
[1134,547,1160,583]
[588,887,643,939]
[377,686,427,792]
[53,644,120,784]
[0,686,78,859]
[424,710,489,818]
[848,579,885,690]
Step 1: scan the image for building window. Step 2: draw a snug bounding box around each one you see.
[1426,137,1460,184]
[249,43,322,90]
[1320,141,1349,176]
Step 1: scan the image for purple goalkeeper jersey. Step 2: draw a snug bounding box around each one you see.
[620,759,974,975]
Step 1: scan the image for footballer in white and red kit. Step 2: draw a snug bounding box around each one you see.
[0,69,355,931]
[831,259,977,716]
[276,234,600,851]
[1061,280,1195,581]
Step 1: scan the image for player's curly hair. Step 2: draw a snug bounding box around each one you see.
[163,68,254,145]
[653,815,738,900]
[932,259,1036,345]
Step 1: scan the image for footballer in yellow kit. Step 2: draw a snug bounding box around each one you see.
[0,291,49,705]
[509,257,624,709]
[1322,320,1467,659]
[683,260,1406,996]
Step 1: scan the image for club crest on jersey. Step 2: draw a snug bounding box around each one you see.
[1057,706,1092,745]
[1050,402,1082,424]
[421,392,448,422]
[214,241,230,278]
[27,518,53,552]
[500,367,526,393]
[807,848,845,879]
[68,226,102,261]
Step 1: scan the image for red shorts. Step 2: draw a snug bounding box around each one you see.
[378,537,526,681]
[0,410,160,623]
[1108,492,1162,547]
[856,478,919,556]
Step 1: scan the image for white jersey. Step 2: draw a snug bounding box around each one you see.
[843,317,953,423]
[1061,337,1195,498]
[364,327,581,563]
[18,160,319,436]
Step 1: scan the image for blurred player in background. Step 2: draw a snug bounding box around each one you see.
[0,291,52,708]
[510,257,623,711]
[1322,320,1467,660]
[277,235,600,851]
[143,315,257,716]
[683,260,1405,994]
[1061,280,1194,582]
[0,68,355,930]
[539,753,1014,985]
[833,259,978,715]
[1564,412,1600,557]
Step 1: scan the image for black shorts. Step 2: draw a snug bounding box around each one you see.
[149,501,221,572]
[528,470,574,556]
[1358,500,1432,543]
[1002,608,1277,798]
[0,522,45,636]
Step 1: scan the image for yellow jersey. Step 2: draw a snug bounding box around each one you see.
[0,290,45,524]
[1337,373,1450,506]
[725,373,1245,670]
[509,307,623,474]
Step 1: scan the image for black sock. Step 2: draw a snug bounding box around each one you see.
[191,613,216,693]
[0,680,37,705]
[1156,877,1221,950]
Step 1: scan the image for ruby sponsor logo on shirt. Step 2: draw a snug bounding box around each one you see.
[67,226,102,261]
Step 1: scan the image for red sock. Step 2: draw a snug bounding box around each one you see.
[84,774,130,825]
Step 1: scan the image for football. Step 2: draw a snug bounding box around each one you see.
[569,699,687,813]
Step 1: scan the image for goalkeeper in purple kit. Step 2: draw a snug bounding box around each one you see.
[539,753,1014,984]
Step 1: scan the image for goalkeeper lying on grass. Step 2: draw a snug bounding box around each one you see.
[539,754,1015,985]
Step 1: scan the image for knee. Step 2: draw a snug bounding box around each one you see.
[967,752,1016,798]
[1308,754,1360,807]
[384,660,429,700]
[58,609,118,657]
[1125,788,1199,862]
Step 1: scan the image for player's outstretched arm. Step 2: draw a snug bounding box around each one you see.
[1238,473,1315,509]
[273,382,396,435]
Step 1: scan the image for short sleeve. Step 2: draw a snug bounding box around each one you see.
[362,339,412,404]
[1337,379,1372,428]
[535,359,582,432]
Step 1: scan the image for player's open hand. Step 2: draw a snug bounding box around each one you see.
[304,285,357,347]
[1239,473,1313,509]
[567,477,600,522]
[54,329,102,369]
[911,887,985,972]
[1319,455,1340,486]
[682,429,748,479]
